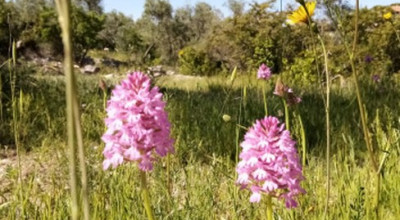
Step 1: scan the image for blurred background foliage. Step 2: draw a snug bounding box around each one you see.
[1,0,400,138]
[1,0,400,146]
[0,0,398,77]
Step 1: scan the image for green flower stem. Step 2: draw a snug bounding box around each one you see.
[262,83,268,116]
[303,7,331,217]
[296,109,306,167]
[375,171,381,219]
[167,153,172,199]
[283,98,289,131]
[266,195,273,220]
[140,171,155,220]
[103,90,107,110]
[165,154,171,213]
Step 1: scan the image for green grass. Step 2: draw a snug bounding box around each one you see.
[0,72,400,219]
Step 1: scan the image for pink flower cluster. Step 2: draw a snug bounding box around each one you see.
[236,116,305,208]
[257,64,272,80]
[102,72,174,172]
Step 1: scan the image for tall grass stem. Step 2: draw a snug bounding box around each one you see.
[350,1,380,217]
[9,39,24,217]
[55,1,89,219]
[318,34,331,220]
[72,94,90,220]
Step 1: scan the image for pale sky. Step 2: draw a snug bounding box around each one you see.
[102,0,400,19]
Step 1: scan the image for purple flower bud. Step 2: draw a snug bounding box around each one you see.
[372,74,381,83]
[364,55,373,63]
[257,64,272,80]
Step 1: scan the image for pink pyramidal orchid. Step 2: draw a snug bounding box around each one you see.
[236,116,305,208]
[257,63,272,80]
[101,72,174,172]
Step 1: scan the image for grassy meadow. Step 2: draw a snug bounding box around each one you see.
[0,70,399,219]
[1,0,400,220]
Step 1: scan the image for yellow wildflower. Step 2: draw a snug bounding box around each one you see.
[287,1,316,25]
[383,12,392,20]
[178,49,184,57]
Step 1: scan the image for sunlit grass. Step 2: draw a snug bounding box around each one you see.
[1,72,399,219]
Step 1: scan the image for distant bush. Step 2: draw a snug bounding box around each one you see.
[282,50,318,88]
[178,46,221,76]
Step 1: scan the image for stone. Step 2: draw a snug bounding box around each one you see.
[81,65,100,74]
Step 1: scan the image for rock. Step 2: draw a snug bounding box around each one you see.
[81,65,100,74]
[392,5,400,13]
[147,65,166,77]
[166,70,175,75]
[101,57,125,68]
[16,40,23,49]
[81,56,95,65]
[94,58,101,65]
[104,73,114,79]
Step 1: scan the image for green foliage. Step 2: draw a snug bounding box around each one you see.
[73,0,103,13]
[0,64,38,146]
[36,6,63,56]
[282,50,318,87]
[4,2,104,61]
[0,0,14,56]
[178,46,220,76]
[71,6,105,62]
[249,38,277,71]
[115,24,144,53]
